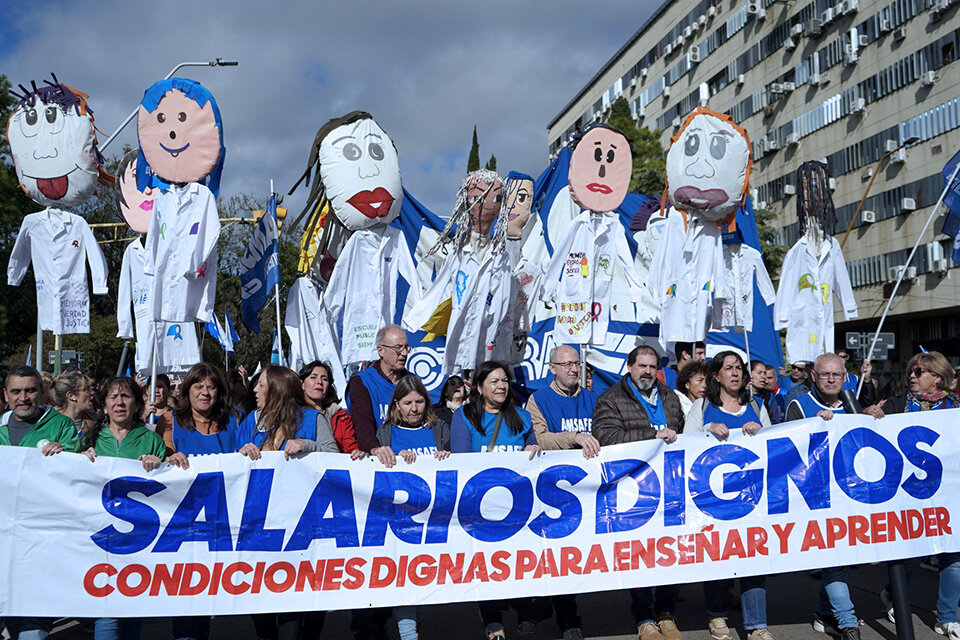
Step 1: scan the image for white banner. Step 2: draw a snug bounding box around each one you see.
[2,410,958,617]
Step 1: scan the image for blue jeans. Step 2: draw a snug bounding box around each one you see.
[630,585,679,625]
[705,576,767,630]
[94,618,142,640]
[886,552,960,624]
[819,566,857,629]
[394,605,420,640]
[5,617,52,640]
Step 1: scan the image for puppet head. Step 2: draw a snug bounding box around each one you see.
[796,161,836,235]
[114,149,155,234]
[568,123,633,213]
[6,75,105,208]
[428,169,506,256]
[504,171,534,238]
[136,78,224,195]
[666,108,751,222]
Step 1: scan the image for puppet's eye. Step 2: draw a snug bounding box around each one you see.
[343,142,362,161]
[178,112,187,122]
[494,193,502,203]
[517,193,528,204]
[684,134,700,156]
[710,135,727,160]
[594,148,602,162]
[157,112,166,124]
[19,108,40,137]
[44,106,58,124]
[606,149,615,163]
[368,142,384,161]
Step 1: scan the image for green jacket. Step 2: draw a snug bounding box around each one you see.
[91,423,167,461]
[0,407,80,452]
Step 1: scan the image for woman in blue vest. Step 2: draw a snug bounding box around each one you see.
[372,375,450,640]
[866,351,960,637]
[450,361,541,640]
[685,351,773,640]
[164,363,238,640]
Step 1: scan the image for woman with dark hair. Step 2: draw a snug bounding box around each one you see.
[674,360,708,417]
[300,360,361,455]
[433,375,465,424]
[237,365,337,459]
[165,363,237,463]
[450,361,540,640]
[80,376,165,640]
[684,351,773,640]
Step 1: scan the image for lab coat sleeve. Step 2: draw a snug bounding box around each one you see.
[539,219,582,304]
[395,233,423,310]
[321,234,355,324]
[116,248,134,339]
[614,229,645,298]
[7,218,32,286]
[831,240,859,320]
[402,251,456,331]
[750,248,777,305]
[82,220,109,294]
[144,199,160,276]
[774,243,800,330]
[187,190,221,278]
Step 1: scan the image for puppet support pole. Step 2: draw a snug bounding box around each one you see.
[116,340,130,377]
[147,323,159,429]
[271,179,283,365]
[857,160,960,398]
[54,335,62,375]
[36,322,43,373]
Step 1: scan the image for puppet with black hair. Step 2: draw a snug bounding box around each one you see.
[290,111,418,366]
[404,168,527,376]
[774,161,857,363]
[540,123,644,345]
[6,75,108,335]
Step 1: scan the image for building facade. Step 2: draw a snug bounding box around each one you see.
[548,0,960,365]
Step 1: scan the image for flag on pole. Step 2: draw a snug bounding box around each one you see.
[224,310,240,351]
[204,318,225,351]
[270,328,284,366]
[941,147,960,264]
[25,345,32,366]
[221,314,235,354]
[240,193,281,333]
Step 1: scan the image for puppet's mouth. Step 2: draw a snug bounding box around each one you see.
[674,185,729,210]
[160,142,190,157]
[347,188,395,218]
[586,182,612,194]
[24,166,80,200]
[139,200,154,211]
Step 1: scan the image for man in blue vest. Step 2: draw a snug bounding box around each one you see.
[784,353,862,640]
[661,341,705,389]
[525,344,600,640]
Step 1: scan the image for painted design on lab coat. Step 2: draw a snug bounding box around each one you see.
[712,243,776,333]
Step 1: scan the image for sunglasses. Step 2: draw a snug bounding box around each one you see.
[910,367,933,378]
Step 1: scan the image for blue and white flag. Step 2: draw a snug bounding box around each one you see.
[224,310,240,352]
[221,315,235,354]
[240,194,281,333]
[940,148,960,264]
[271,328,284,366]
[204,316,231,353]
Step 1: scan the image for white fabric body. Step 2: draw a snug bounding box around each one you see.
[7,209,107,334]
[323,226,420,366]
[541,211,644,346]
[144,182,220,323]
[648,212,725,347]
[117,238,200,374]
[404,237,518,376]
[774,234,858,363]
[713,244,776,333]
[285,277,347,394]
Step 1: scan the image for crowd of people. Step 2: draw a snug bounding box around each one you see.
[1,325,958,640]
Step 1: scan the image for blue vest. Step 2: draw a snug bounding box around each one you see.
[172,414,238,455]
[842,373,858,391]
[350,365,399,429]
[459,408,532,453]
[390,424,438,455]
[627,378,668,431]
[532,386,598,434]
[236,408,318,449]
[662,367,679,390]
[702,400,762,429]
[790,391,846,419]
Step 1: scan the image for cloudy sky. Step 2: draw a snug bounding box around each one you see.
[1,1,657,218]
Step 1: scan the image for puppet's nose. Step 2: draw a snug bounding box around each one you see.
[169,131,177,140]
[598,164,606,178]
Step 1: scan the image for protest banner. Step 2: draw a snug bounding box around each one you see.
[1,410,957,616]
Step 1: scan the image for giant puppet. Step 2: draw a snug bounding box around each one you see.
[114,150,201,374]
[649,107,753,349]
[540,124,643,345]
[289,111,417,367]
[6,76,108,335]
[774,161,857,363]
[137,77,224,325]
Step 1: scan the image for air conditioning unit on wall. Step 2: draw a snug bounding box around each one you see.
[862,210,876,223]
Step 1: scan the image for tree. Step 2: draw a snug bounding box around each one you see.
[485,154,497,173]
[467,125,480,173]
[755,207,788,278]
[605,97,666,197]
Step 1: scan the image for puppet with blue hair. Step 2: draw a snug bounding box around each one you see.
[136,77,223,326]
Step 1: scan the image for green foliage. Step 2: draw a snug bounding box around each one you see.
[467,125,480,173]
[605,97,666,198]
[485,154,497,173]
[755,207,788,278]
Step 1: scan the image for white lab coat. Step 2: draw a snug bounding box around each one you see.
[774,234,858,363]
[323,225,421,366]
[286,277,347,394]
[713,244,776,332]
[404,236,518,376]
[117,238,200,374]
[7,209,107,334]
[144,182,220,323]
[648,212,726,347]
[541,211,644,345]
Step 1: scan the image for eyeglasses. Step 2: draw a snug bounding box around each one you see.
[814,371,845,380]
[379,343,410,355]
[551,361,582,369]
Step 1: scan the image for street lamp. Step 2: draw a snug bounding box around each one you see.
[840,134,921,249]
[99,57,238,153]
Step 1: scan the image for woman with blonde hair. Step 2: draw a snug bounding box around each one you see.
[52,371,95,432]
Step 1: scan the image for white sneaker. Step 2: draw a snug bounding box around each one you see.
[879,588,895,624]
[935,621,960,640]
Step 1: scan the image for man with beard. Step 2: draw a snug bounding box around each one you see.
[593,345,684,640]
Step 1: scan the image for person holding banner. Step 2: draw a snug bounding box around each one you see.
[592,345,683,640]
[346,325,411,455]
[51,372,95,434]
[300,360,360,455]
[0,366,79,453]
[164,363,238,467]
[375,374,451,468]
